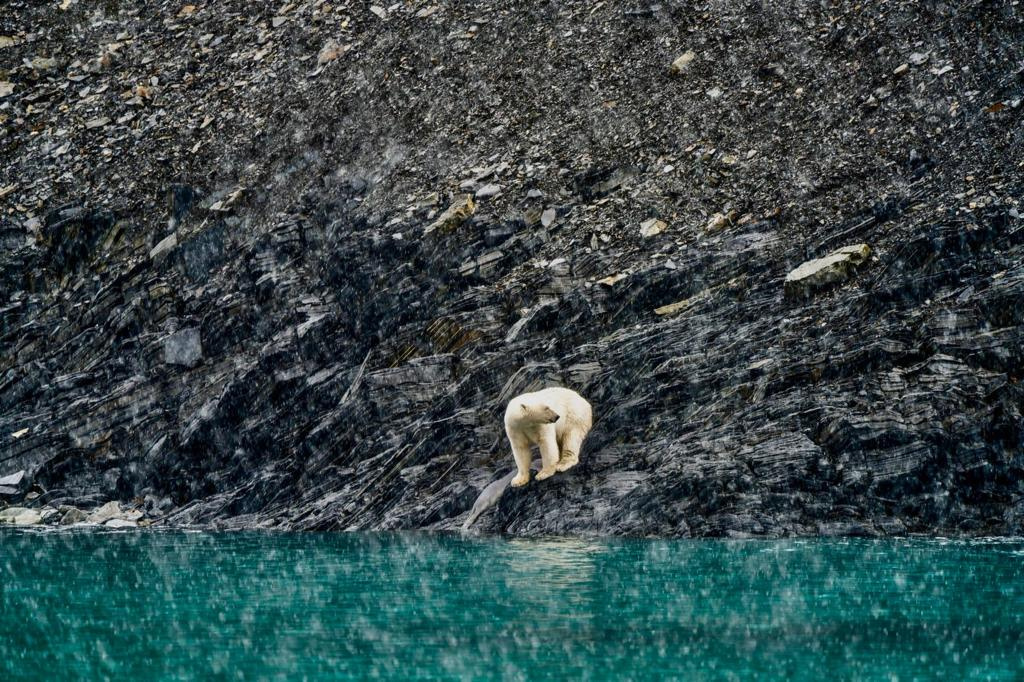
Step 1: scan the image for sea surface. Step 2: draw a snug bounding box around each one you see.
[1,531,1022,680]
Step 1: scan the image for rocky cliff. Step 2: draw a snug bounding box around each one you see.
[1,0,1022,536]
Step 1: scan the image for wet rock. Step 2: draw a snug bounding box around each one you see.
[87,501,123,524]
[145,495,174,515]
[0,507,42,525]
[784,243,872,297]
[104,518,138,528]
[167,184,200,229]
[164,328,203,367]
[59,507,88,525]
[40,206,115,273]
[177,225,225,281]
[462,469,518,530]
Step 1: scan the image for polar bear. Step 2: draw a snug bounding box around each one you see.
[504,386,593,487]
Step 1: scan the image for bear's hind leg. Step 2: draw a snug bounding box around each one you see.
[534,428,560,481]
[555,426,586,472]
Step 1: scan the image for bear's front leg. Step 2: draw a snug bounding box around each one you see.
[534,428,560,481]
[508,432,533,487]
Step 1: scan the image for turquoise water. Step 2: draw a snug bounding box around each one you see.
[2,532,1023,680]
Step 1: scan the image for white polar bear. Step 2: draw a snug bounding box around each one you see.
[504,386,593,487]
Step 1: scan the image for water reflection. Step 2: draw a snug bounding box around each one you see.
[1,531,1023,680]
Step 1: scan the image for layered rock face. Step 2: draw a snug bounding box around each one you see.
[1,1,1022,535]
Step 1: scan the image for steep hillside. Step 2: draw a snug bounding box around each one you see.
[1,0,1023,535]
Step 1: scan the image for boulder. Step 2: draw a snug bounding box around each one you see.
[0,507,42,525]
[164,328,203,367]
[87,500,123,524]
[424,195,475,235]
[59,507,88,525]
[784,244,872,297]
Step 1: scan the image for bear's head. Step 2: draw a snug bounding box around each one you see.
[519,400,560,425]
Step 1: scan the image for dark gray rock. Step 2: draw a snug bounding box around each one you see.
[163,328,203,367]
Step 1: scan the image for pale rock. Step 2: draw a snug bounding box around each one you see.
[317,39,348,66]
[425,195,475,235]
[705,210,737,232]
[475,183,501,199]
[784,244,872,297]
[0,470,25,487]
[0,507,42,525]
[59,507,88,525]
[540,207,557,228]
[150,233,177,261]
[639,218,667,238]
[30,56,60,72]
[87,501,123,523]
[597,273,627,286]
[670,50,696,75]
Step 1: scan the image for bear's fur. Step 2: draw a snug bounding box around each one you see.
[504,386,593,487]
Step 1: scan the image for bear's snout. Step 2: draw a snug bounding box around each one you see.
[550,414,560,423]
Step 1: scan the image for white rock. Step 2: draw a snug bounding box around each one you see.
[87,501,122,524]
[0,507,42,525]
[475,183,501,199]
[784,244,872,297]
[639,218,667,238]
[150,233,177,261]
[597,273,627,287]
[669,50,696,75]
[540,208,557,228]
[0,470,25,487]
[317,39,348,66]
[705,211,735,232]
